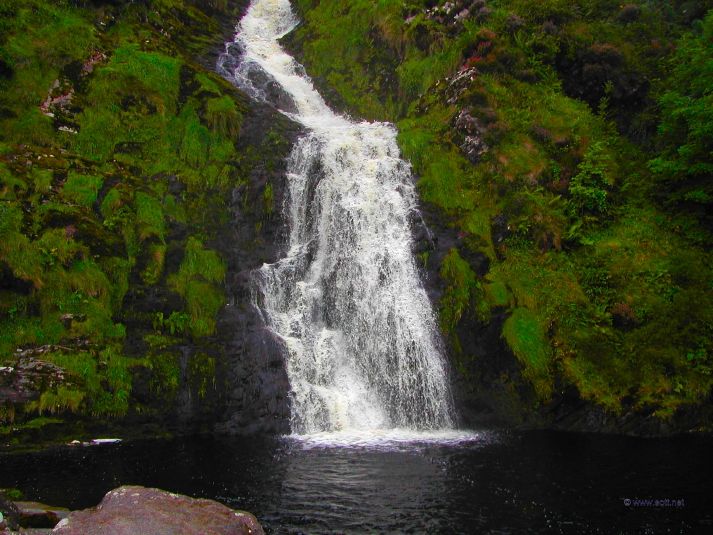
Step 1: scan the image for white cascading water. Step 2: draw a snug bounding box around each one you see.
[220,0,461,439]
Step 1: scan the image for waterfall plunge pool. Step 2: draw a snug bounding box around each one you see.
[1,430,711,533]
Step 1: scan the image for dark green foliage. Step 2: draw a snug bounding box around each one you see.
[503,307,551,398]
[568,141,615,216]
[0,0,255,435]
[169,237,226,338]
[439,248,488,341]
[649,10,713,225]
[61,172,104,207]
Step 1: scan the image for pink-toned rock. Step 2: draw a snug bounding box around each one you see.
[52,486,264,535]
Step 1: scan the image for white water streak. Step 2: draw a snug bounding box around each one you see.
[222,0,455,436]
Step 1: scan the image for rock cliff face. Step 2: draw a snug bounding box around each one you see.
[0,0,297,446]
[211,97,298,436]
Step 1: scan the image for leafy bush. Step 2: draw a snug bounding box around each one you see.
[649,10,713,219]
[568,141,615,216]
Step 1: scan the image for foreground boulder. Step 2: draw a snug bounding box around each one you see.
[52,486,264,535]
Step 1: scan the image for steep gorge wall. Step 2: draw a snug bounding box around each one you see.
[0,0,298,447]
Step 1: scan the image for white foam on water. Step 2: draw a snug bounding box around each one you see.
[289,429,494,451]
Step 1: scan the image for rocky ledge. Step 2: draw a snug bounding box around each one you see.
[1,486,263,535]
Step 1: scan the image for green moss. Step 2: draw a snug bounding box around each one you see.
[169,237,226,337]
[32,347,132,417]
[439,248,489,355]
[100,188,124,219]
[144,332,181,350]
[0,317,64,357]
[141,244,167,285]
[103,45,181,113]
[184,280,224,338]
[178,105,211,168]
[205,95,243,138]
[288,0,405,119]
[263,182,274,216]
[484,279,510,308]
[94,346,132,417]
[0,1,97,129]
[174,102,237,188]
[1,164,27,200]
[151,311,190,336]
[503,307,552,398]
[146,352,181,400]
[195,73,222,95]
[73,108,122,162]
[61,172,104,207]
[30,168,53,195]
[36,229,84,267]
[134,192,166,242]
[0,202,43,286]
[188,352,216,399]
[100,257,130,313]
[0,488,24,500]
[30,387,85,416]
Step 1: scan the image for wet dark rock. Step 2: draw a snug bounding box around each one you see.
[541,20,558,35]
[506,14,525,32]
[0,58,13,80]
[209,98,299,436]
[13,501,68,529]
[218,42,298,114]
[460,135,488,164]
[490,214,510,246]
[451,311,541,428]
[445,67,479,105]
[556,42,648,119]
[610,302,639,330]
[0,495,20,532]
[475,7,492,21]
[52,486,264,535]
[618,4,641,23]
[0,357,71,408]
[454,108,488,163]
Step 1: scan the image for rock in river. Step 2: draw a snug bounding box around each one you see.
[52,486,264,535]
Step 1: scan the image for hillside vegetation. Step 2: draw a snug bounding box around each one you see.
[288,0,713,423]
[0,0,292,445]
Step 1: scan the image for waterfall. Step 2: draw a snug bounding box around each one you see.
[219,0,455,435]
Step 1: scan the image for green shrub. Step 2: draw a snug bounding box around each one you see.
[568,141,615,216]
[649,10,713,218]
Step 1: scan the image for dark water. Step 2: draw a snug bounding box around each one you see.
[1,431,711,534]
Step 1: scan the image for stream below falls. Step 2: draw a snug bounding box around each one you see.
[1,432,712,533]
